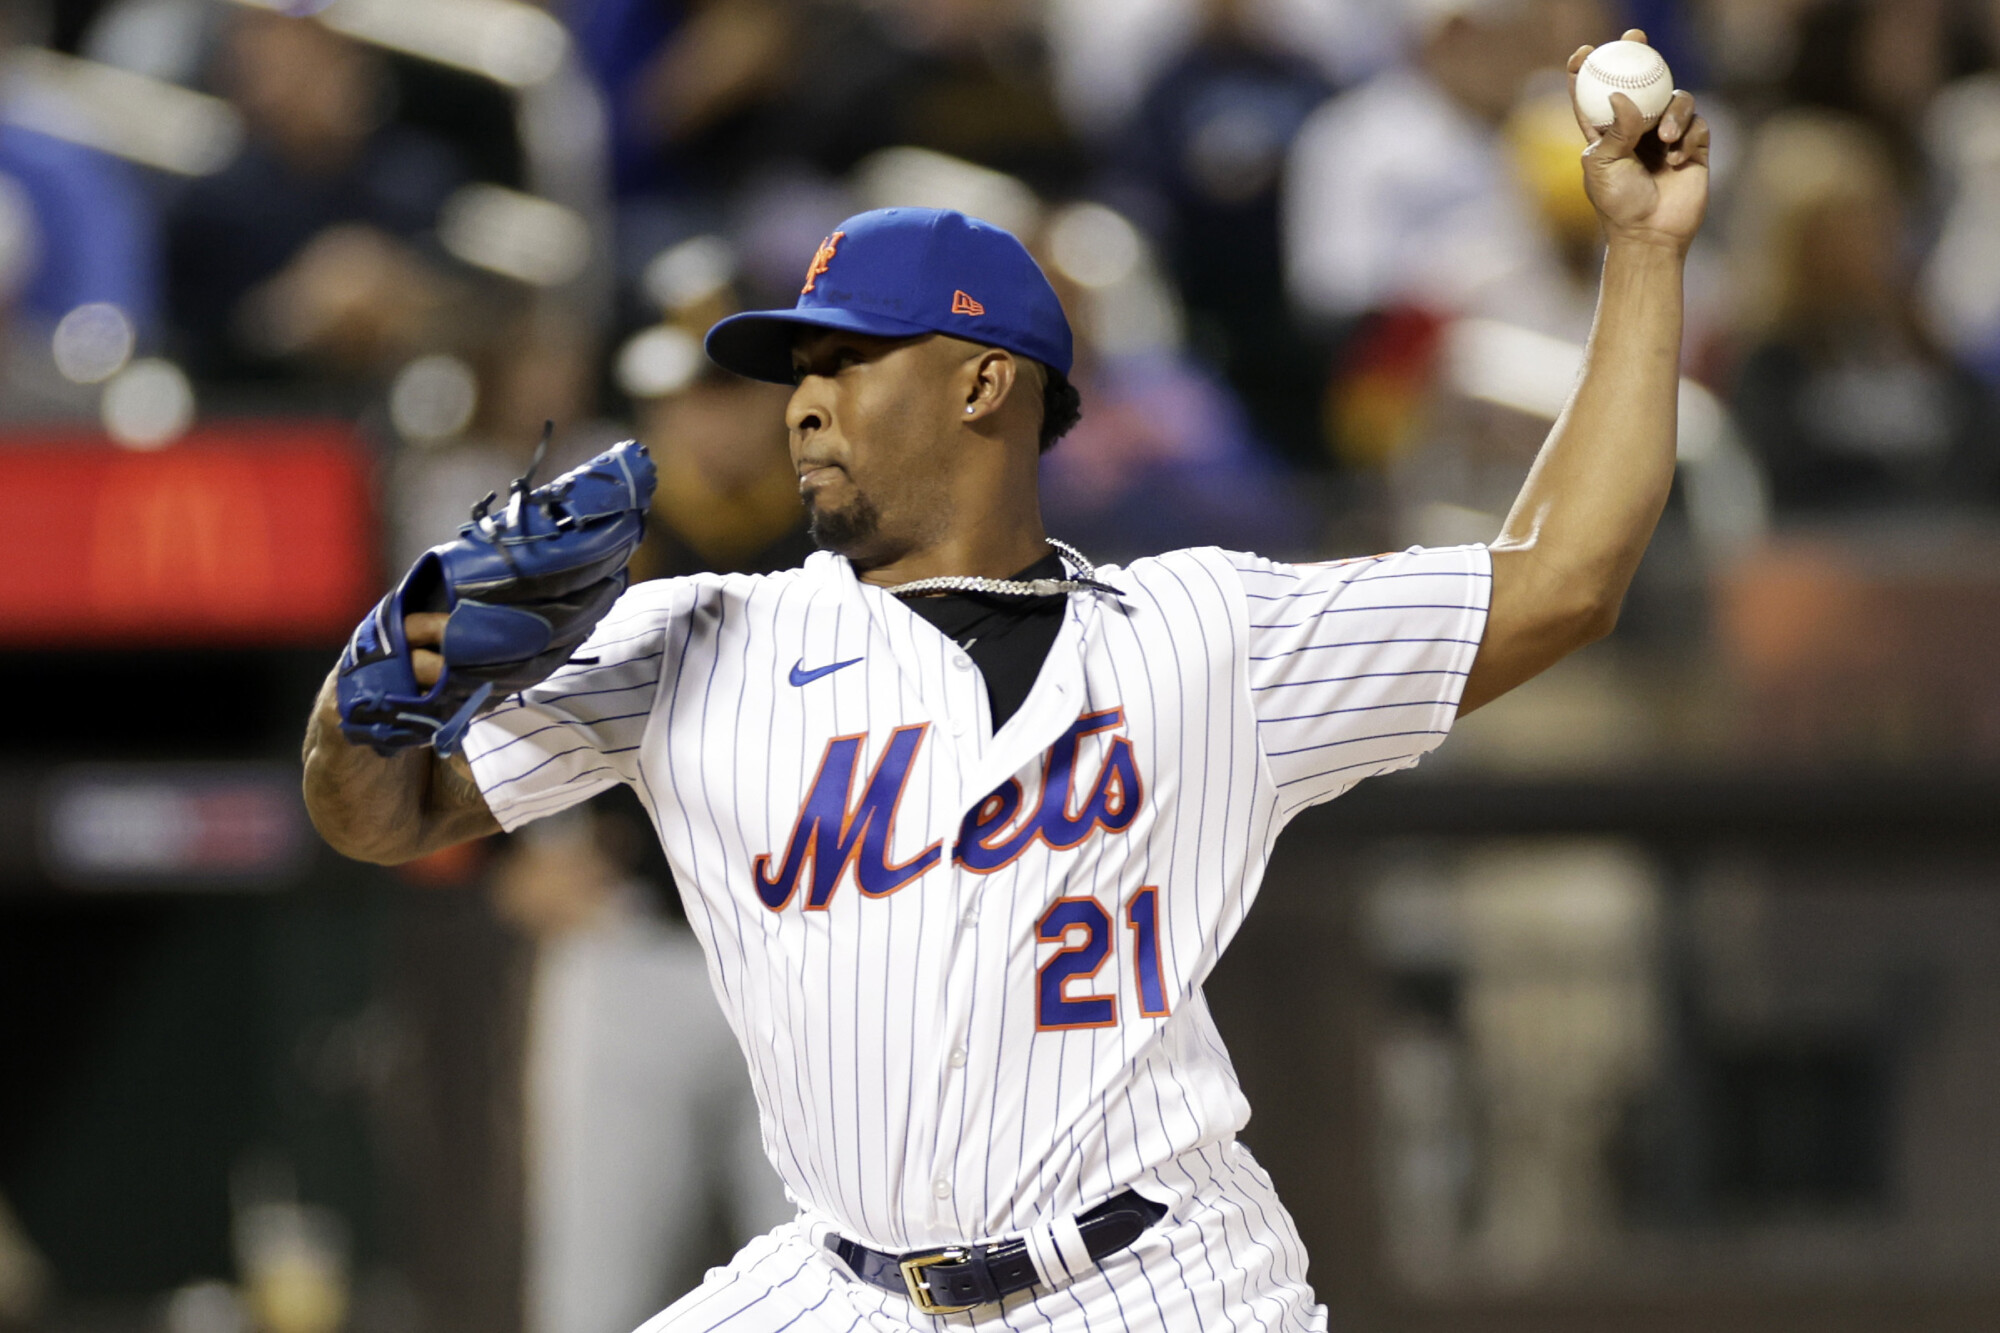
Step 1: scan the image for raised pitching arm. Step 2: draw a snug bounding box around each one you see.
[1458,32,1711,716]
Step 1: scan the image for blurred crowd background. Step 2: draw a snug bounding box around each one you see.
[3,0,2000,1331]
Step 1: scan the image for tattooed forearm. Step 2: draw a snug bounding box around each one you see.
[302,668,500,863]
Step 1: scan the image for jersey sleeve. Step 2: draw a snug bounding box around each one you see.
[1231,544,1491,814]
[460,580,688,832]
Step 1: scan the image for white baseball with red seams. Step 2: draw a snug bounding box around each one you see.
[462,541,1491,1331]
[1574,40,1674,130]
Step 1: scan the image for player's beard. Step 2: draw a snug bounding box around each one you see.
[806,491,882,555]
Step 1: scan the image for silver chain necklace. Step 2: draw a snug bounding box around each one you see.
[885,538,1118,599]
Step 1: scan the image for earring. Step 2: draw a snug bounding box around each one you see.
[965,405,975,414]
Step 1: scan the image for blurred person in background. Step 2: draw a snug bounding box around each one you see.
[575,0,1080,274]
[1778,0,1974,179]
[1036,328,1320,556]
[1919,0,2000,385]
[621,294,816,580]
[388,299,620,572]
[497,794,790,1333]
[1725,110,2000,513]
[1120,0,1336,465]
[0,169,98,423]
[835,0,1083,192]
[569,0,797,210]
[164,7,468,390]
[1031,206,1320,556]
[1043,0,1412,143]
[1284,0,1602,341]
[493,265,811,1332]
[0,0,160,390]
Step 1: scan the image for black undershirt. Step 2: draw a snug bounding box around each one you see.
[901,551,1069,730]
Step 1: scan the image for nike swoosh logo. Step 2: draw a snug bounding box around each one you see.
[788,656,864,687]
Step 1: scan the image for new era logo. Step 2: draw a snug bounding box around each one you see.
[952,290,985,316]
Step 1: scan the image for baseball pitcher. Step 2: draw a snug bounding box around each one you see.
[305,36,1707,1332]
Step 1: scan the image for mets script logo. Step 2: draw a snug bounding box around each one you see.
[752,708,1141,911]
[801,231,845,294]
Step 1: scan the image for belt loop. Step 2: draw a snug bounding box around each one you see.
[963,1246,998,1303]
[1021,1216,1067,1290]
[1050,1211,1093,1282]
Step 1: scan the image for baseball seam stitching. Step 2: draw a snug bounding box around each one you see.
[1584,61,1667,89]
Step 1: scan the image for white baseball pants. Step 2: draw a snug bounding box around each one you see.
[633,1142,1327,1333]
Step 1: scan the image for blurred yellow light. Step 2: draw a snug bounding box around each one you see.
[1047,203,1143,291]
[1504,87,1598,247]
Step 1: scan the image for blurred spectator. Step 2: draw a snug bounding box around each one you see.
[1283,0,1595,340]
[499,781,791,1333]
[0,169,95,423]
[387,302,619,573]
[1919,0,2000,386]
[1726,111,2000,513]
[0,0,161,347]
[1044,0,1208,141]
[611,235,813,574]
[571,0,781,202]
[1044,0,1410,141]
[164,9,468,386]
[86,0,529,190]
[1780,0,1974,178]
[621,312,815,579]
[577,0,1081,276]
[1122,0,1335,463]
[1033,204,1319,556]
[1040,342,1319,557]
[846,0,1082,192]
[1456,843,1662,1282]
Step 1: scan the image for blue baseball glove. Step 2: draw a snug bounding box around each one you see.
[337,435,656,757]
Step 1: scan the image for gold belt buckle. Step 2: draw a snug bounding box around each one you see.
[899,1247,977,1315]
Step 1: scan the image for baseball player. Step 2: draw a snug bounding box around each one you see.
[305,38,1707,1332]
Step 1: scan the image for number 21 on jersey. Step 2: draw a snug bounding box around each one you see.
[1036,887,1171,1030]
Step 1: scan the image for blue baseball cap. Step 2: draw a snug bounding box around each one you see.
[704,207,1073,384]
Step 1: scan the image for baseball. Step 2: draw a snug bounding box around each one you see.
[1574,39,1674,131]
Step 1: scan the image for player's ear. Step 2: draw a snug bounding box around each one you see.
[961,348,1017,424]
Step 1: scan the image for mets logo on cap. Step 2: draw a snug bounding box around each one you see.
[802,232,844,294]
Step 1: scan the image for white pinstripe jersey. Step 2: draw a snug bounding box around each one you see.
[465,543,1490,1253]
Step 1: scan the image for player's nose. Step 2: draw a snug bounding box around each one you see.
[785,381,828,439]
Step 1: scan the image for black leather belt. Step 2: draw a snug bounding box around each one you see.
[826,1189,1167,1314]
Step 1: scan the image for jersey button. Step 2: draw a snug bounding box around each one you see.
[932,1178,952,1199]
[949,1046,967,1068]
[949,716,968,737]
[951,652,973,672]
